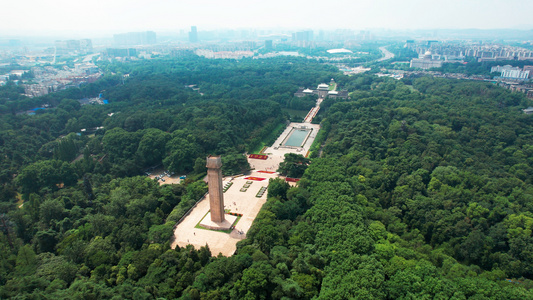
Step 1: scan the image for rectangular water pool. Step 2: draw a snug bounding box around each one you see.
[283,128,311,147]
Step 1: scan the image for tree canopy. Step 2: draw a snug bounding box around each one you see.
[1,56,533,298]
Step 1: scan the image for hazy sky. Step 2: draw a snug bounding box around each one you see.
[2,0,533,37]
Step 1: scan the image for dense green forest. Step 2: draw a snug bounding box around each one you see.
[1,56,533,299]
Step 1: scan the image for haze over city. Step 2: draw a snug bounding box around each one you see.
[3,0,533,297]
[2,0,533,37]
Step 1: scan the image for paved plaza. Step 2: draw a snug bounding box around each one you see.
[170,170,278,256]
[171,98,322,256]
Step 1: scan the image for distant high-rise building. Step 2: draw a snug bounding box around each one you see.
[104,48,138,58]
[66,40,80,50]
[317,30,325,41]
[55,39,93,54]
[113,31,156,46]
[523,65,533,78]
[356,30,374,40]
[292,30,313,47]
[265,40,273,50]
[491,65,530,79]
[80,39,93,53]
[189,26,198,43]
[55,40,68,50]
[8,39,21,47]
[292,30,313,42]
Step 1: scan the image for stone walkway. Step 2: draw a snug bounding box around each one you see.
[303,97,324,123]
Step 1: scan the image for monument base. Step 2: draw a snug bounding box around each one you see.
[199,213,238,231]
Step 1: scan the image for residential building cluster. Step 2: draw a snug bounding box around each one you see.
[335,65,372,75]
[0,70,29,86]
[254,52,301,59]
[104,48,139,58]
[491,65,532,80]
[22,64,102,97]
[113,31,156,46]
[181,26,378,52]
[55,39,93,55]
[195,49,254,59]
[182,27,375,44]
[102,46,174,61]
[497,82,533,100]
[407,41,533,62]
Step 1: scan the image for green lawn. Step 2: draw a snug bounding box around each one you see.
[248,122,286,154]
[282,108,308,118]
[16,193,23,208]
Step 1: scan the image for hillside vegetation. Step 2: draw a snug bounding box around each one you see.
[1,57,533,299]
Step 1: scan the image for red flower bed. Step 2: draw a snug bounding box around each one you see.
[285,177,300,182]
[226,212,243,217]
[258,171,276,174]
[244,176,266,181]
[249,154,268,160]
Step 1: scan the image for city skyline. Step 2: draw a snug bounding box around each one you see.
[2,0,533,37]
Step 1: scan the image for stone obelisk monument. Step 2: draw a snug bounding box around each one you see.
[206,156,225,222]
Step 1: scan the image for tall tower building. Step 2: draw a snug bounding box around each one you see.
[265,40,273,50]
[113,31,156,46]
[189,26,198,43]
[206,156,225,222]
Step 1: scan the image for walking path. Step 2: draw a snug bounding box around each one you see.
[303,97,324,123]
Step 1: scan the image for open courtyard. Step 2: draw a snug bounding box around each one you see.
[171,96,322,256]
[170,169,279,256]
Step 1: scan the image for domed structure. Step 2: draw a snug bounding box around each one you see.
[410,50,442,69]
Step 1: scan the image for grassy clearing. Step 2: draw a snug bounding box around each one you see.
[16,193,23,208]
[195,211,242,234]
[248,122,286,154]
[282,108,308,118]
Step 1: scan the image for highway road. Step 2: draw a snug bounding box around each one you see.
[378,46,395,61]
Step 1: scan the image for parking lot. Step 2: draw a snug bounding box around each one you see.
[146,167,183,185]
